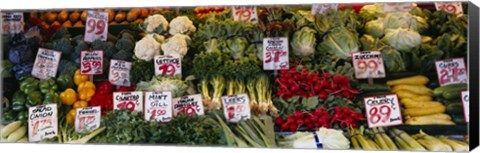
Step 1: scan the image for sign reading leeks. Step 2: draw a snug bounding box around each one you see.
[32,48,62,80]
[222,94,251,123]
[144,91,173,122]
[28,104,58,142]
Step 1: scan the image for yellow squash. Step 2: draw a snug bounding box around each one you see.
[401,98,444,108]
[386,75,429,86]
[403,105,447,117]
[391,85,433,96]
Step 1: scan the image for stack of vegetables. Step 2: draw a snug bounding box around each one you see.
[433,83,468,124]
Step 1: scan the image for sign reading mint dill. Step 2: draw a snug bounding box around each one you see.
[2,12,24,34]
[144,91,173,122]
[173,94,204,117]
[28,104,58,142]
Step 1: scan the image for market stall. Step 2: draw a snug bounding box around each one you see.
[0,2,472,152]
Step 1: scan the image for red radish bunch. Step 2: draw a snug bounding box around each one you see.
[275,107,365,132]
[275,68,359,101]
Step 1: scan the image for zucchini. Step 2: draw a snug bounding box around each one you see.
[1,121,22,137]
[451,114,466,124]
[442,89,464,100]
[447,103,464,114]
[433,83,467,97]
[358,83,390,92]
[7,126,26,142]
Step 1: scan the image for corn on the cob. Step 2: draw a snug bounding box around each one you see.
[350,136,361,149]
[378,127,398,150]
[367,138,380,150]
[438,137,469,152]
[412,130,452,151]
[391,129,426,151]
[372,128,389,150]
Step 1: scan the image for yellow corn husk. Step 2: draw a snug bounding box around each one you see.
[438,137,469,152]
[379,127,398,150]
[391,129,426,151]
[389,130,412,150]
[350,136,361,149]
[401,98,444,108]
[391,84,433,96]
[372,128,389,150]
[403,105,447,117]
[412,130,452,151]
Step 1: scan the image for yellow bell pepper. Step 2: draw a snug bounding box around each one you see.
[60,88,77,106]
[78,81,96,101]
[66,109,77,125]
[77,81,96,92]
[73,101,89,109]
[74,69,89,86]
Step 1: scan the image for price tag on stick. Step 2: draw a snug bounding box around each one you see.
[263,37,289,70]
[80,50,104,75]
[232,6,258,23]
[109,59,132,87]
[435,58,468,86]
[28,104,58,142]
[383,2,413,12]
[364,94,403,128]
[2,12,24,35]
[461,91,469,123]
[352,51,386,84]
[311,4,339,14]
[173,94,204,117]
[435,2,464,16]
[113,91,144,112]
[222,94,251,123]
[32,48,62,80]
[75,106,101,133]
[144,91,173,122]
[84,11,108,42]
[154,55,182,76]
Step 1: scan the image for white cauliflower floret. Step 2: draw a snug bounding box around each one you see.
[134,34,164,61]
[161,34,191,59]
[144,14,169,34]
[168,16,196,35]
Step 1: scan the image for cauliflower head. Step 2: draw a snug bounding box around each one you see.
[134,34,164,61]
[161,34,191,59]
[144,14,169,34]
[169,16,196,35]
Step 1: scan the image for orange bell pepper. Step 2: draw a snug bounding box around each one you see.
[78,81,96,101]
[74,69,89,86]
[60,88,77,106]
[73,101,89,109]
[66,109,77,125]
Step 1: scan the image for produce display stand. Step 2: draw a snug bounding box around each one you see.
[1,1,478,152]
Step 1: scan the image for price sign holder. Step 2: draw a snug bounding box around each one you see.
[364,94,403,128]
[32,48,62,80]
[222,93,251,123]
[28,104,58,142]
[109,59,132,88]
[311,4,339,14]
[84,11,109,42]
[461,91,469,123]
[383,2,413,12]
[232,6,258,23]
[144,91,173,122]
[263,37,289,76]
[435,57,468,87]
[113,91,144,112]
[173,94,204,117]
[154,55,182,77]
[352,51,386,84]
[75,106,101,133]
[435,2,464,16]
[80,50,104,82]
[2,12,24,35]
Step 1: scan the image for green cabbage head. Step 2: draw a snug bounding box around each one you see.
[318,26,360,60]
[365,18,384,38]
[383,28,422,52]
[291,27,317,57]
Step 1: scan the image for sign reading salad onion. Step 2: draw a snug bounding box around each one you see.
[352,51,386,79]
[28,104,58,142]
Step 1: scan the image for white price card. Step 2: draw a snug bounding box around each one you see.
[435,58,468,86]
[232,6,258,23]
[352,51,386,79]
[80,50,104,75]
[2,12,24,34]
[435,2,464,15]
[263,37,289,70]
[383,2,413,12]
[75,106,101,134]
[32,48,62,80]
[461,91,469,123]
[84,11,108,42]
[222,93,251,123]
[154,55,182,76]
[173,94,204,117]
[109,59,132,87]
[113,91,144,112]
[144,91,173,122]
[311,4,339,14]
[28,104,58,142]
[364,94,403,128]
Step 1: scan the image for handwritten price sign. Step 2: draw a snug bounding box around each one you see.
[32,48,62,80]
[109,59,132,87]
[435,58,468,86]
[222,94,251,123]
[352,51,386,79]
[28,104,58,142]
[364,94,402,128]
[84,11,108,42]
[80,50,104,75]
[383,2,413,12]
[144,91,173,122]
[232,6,258,23]
[75,106,101,133]
[2,12,24,34]
[461,91,469,123]
[173,94,204,117]
[263,37,289,70]
[435,2,464,15]
[113,91,143,112]
[311,4,339,14]
[154,55,182,76]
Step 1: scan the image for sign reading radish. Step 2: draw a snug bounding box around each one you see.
[2,12,24,34]
[113,91,143,112]
[435,2,463,15]
[80,50,104,75]
[28,104,58,142]
[154,55,182,76]
[311,4,339,14]
[32,48,62,80]
[84,11,108,42]
[75,106,101,133]
[435,58,468,86]
[232,6,258,23]
[144,91,173,122]
[263,37,289,70]
[222,94,251,123]
[173,94,204,117]
[352,51,386,79]
[109,59,132,87]
[461,91,469,123]
[364,94,402,128]
[383,2,413,12]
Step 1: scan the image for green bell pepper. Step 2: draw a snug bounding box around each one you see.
[27,91,43,106]
[17,111,28,121]
[19,77,34,92]
[23,80,40,95]
[18,73,32,82]
[1,110,17,125]
[43,91,61,105]
[57,74,75,91]
[11,91,27,112]
[40,79,58,94]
